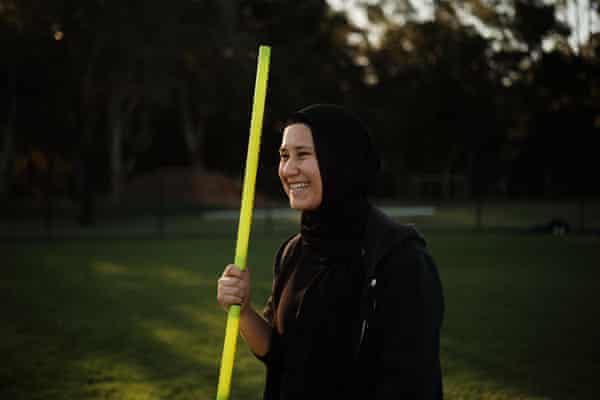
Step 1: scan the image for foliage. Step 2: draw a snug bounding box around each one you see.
[1,0,599,203]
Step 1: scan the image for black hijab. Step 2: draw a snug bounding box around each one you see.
[284,104,381,259]
[271,105,381,396]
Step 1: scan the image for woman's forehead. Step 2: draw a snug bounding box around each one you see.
[281,123,314,148]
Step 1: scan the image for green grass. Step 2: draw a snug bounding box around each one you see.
[3,199,600,240]
[2,232,599,399]
[400,200,600,231]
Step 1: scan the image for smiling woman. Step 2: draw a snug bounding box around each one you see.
[278,123,323,211]
[217,104,444,400]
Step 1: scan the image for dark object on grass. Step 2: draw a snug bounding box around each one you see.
[529,218,571,235]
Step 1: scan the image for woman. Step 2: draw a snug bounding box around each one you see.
[217,104,444,399]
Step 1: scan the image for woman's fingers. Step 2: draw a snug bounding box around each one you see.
[219,275,248,289]
[219,291,243,306]
[222,265,250,289]
[218,278,244,298]
[217,264,251,311]
[217,286,241,310]
[223,264,243,277]
[219,284,246,298]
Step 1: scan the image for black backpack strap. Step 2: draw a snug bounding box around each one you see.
[271,233,302,310]
[274,233,299,274]
[353,224,425,360]
[354,246,379,360]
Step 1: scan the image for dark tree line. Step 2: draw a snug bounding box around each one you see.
[1,0,599,217]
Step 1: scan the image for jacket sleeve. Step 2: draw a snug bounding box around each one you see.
[370,238,444,399]
[253,235,296,365]
[252,270,280,365]
[253,294,282,366]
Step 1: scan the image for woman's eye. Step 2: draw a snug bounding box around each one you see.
[298,152,310,158]
[279,154,289,161]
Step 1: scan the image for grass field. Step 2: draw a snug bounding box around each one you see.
[3,199,600,240]
[2,231,599,399]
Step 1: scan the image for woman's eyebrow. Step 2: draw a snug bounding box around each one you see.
[291,145,314,152]
[279,145,313,153]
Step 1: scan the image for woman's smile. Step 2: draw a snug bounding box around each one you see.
[278,123,323,210]
[288,182,309,194]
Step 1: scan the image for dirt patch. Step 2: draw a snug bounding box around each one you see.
[123,166,273,208]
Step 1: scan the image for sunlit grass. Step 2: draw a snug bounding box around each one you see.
[2,232,599,399]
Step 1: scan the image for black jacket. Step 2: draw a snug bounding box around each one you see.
[259,206,444,399]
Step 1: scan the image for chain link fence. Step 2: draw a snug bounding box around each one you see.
[2,195,599,241]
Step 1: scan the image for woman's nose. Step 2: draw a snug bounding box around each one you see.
[282,159,299,176]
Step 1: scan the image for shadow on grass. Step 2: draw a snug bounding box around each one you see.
[434,232,600,400]
[3,233,599,399]
[1,238,276,400]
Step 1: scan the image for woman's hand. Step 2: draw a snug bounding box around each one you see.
[218,264,271,357]
[217,264,251,314]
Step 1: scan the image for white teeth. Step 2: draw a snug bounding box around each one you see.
[289,183,308,190]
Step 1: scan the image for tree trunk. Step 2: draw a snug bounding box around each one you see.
[107,89,135,205]
[575,0,582,53]
[107,54,138,205]
[179,85,205,167]
[0,98,16,195]
[77,33,105,226]
[109,101,124,204]
[588,0,593,52]
[218,0,236,42]
[465,150,475,199]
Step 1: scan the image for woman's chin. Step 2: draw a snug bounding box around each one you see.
[288,196,303,210]
[289,200,305,210]
[289,198,319,211]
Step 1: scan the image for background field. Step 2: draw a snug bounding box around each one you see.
[2,230,599,399]
[3,198,600,240]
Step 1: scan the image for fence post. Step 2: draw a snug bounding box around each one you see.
[158,176,165,239]
[45,193,53,240]
[475,197,483,231]
[579,198,585,233]
[45,159,54,240]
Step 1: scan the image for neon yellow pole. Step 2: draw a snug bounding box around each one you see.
[216,45,271,400]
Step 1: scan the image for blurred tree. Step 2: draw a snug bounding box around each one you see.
[349,0,600,198]
[0,25,17,195]
[507,45,600,195]
[1,0,367,203]
[207,0,367,190]
[356,2,503,198]
[2,0,599,207]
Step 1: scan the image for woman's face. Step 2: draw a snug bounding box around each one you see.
[278,123,323,210]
